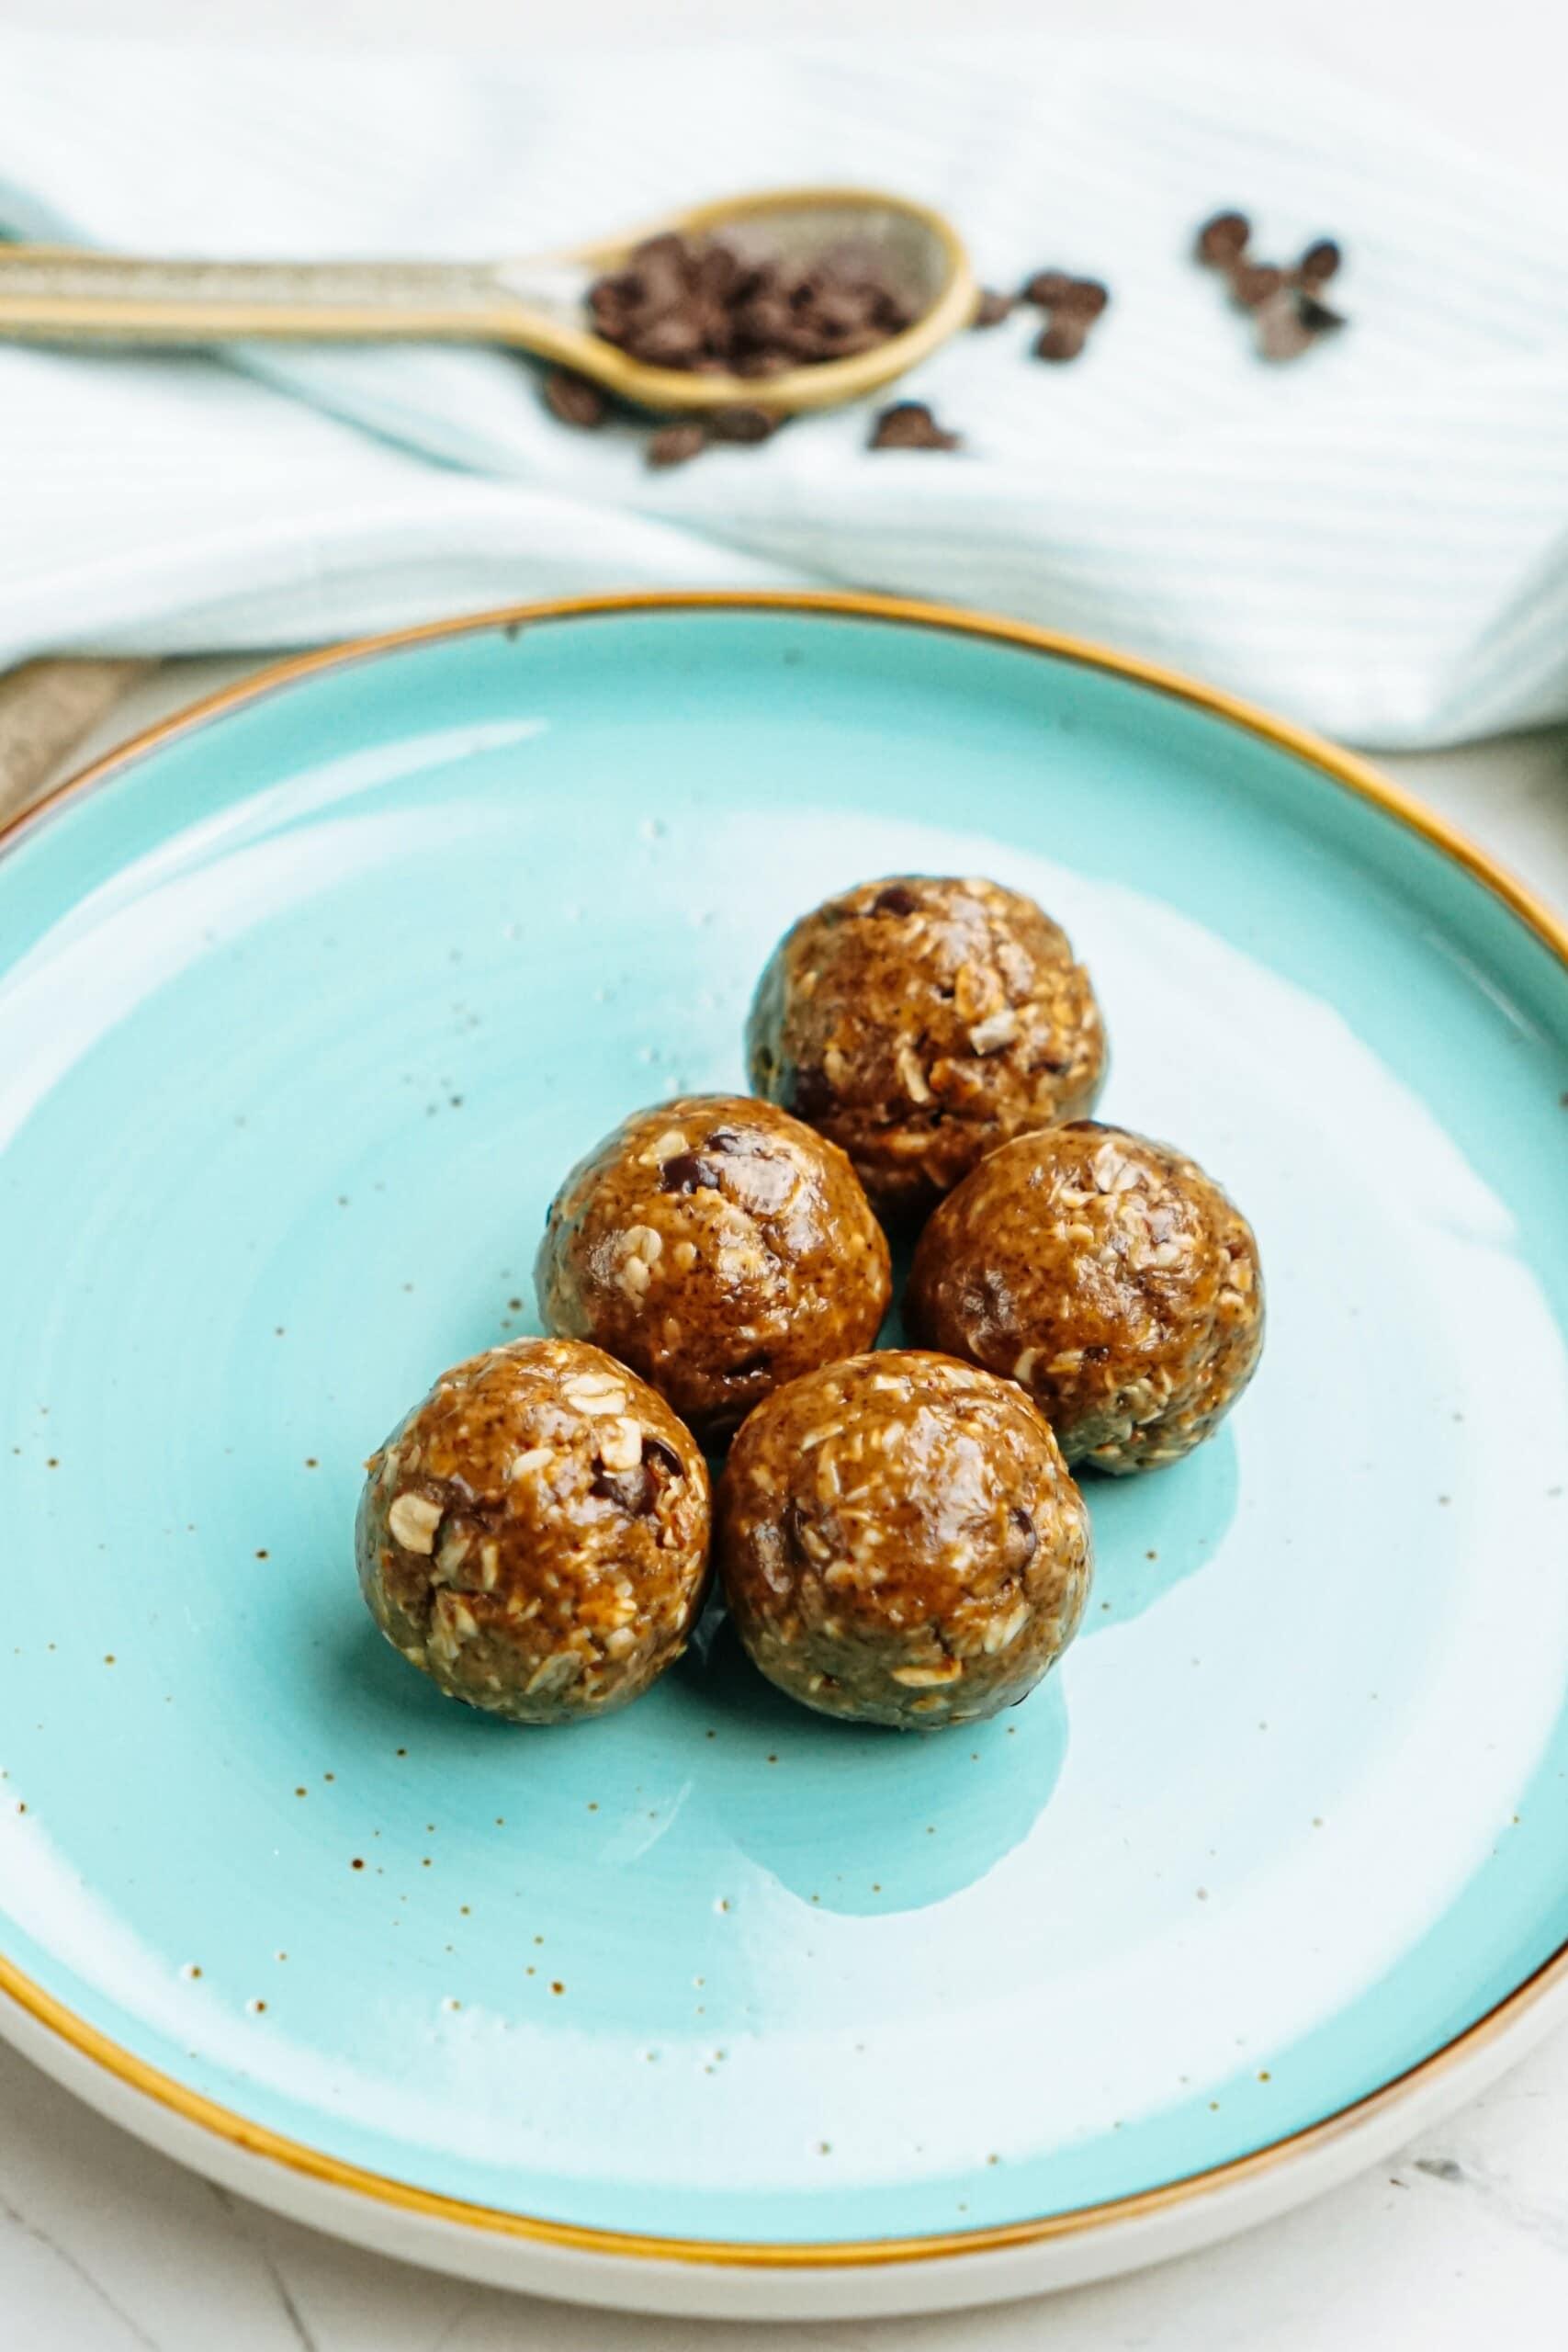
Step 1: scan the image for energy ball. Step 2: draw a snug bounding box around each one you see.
[356,1338,710,1724]
[717,1351,1092,1729]
[535,1094,891,1443]
[908,1122,1264,1474]
[746,875,1106,1219]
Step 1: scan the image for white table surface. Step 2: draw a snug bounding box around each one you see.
[5,2,1568,2344]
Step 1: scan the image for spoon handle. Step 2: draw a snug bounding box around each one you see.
[0,247,553,344]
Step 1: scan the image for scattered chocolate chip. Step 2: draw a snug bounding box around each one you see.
[1009,1506,1038,1565]
[646,423,708,469]
[1056,277,1110,321]
[1195,210,1252,267]
[644,1435,684,1478]
[660,1151,724,1193]
[869,400,961,451]
[1034,316,1089,363]
[1021,271,1110,362]
[1254,293,1312,362]
[1021,267,1076,308]
[972,287,1015,328]
[1296,291,1347,334]
[1256,288,1343,361]
[592,1464,653,1514]
[709,404,777,444]
[1195,210,1350,359]
[789,1066,835,1116]
[1230,261,1285,311]
[871,882,920,916]
[542,368,606,430]
[1297,237,1342,287]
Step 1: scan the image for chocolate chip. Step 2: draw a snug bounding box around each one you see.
[1022,271,1109,360]
[635,313,706,368]
[1195,210,1251,267]
[972,288,1014,328]
[1083,1343,1110,1362]
[869,401,961,452]
[1010,1507,1038,1565]
[644,1435,684,1478]
[592,1464,653,1514]
[1256,287,1348,360]
[1297,238,1342,287]
[709,404,777,444]
[1196,213,1349,359]
[646,423,708,470]
[1056,278,1110,321]
[1021,267,1076,308]
[1230,261,1285,311]
[588,281,630,332]
[695,241,743,301]
[1034,316,1089,363]
[1296,291,1347,335]
[660,1151,723,1193]
[1255,291,1317,362]
[585,229,915,393]
[871,883,919,916]
[704,1125,750,1154]
[542,368,607,430]
[790,1067,836,1116]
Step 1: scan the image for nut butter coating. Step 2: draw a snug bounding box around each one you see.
[535,1093,891,1442]
[356,1338,710,1724]
[908,1122,1264,1473]
[746,876,1106,1220]
[718,1350,1092,1729]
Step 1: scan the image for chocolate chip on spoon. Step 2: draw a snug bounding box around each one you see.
[589,230,916,380]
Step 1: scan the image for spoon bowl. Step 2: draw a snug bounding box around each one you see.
[0,185,976,418]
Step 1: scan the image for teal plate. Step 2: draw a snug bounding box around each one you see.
[2,594,1567,2316]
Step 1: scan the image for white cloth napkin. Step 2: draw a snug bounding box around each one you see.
[5,28,1568,749]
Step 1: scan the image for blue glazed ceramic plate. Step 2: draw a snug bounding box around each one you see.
[1,595,1566,2319]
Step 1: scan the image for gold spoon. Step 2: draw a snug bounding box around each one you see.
[0,186,975,418]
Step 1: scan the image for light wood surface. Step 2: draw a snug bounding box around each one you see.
[0,657,151,827]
